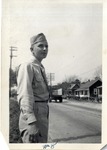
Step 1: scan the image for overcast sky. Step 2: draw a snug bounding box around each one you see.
[8,1,102,84]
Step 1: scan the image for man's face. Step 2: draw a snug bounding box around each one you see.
[32,41,48,61]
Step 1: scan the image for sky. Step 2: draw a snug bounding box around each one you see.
[7,0,102,85]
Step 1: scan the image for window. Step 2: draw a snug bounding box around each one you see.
[81,91,83,95]
[94,88,97,95]
[99,88,102,95]
[84,90,88,95]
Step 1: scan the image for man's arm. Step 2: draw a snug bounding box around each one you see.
[17,63,36,124]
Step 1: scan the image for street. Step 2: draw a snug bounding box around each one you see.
[48,99,101,143]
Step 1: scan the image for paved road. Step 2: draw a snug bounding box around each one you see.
[48,100,101,143]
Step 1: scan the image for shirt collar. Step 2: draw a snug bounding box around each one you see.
[30,55,44,68]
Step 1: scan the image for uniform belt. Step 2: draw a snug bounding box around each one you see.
[35,100,48,103]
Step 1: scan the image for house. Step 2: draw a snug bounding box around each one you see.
[67,84,80,96]
[97,85,102,100]
[75,78,102,99]
[66,83,80,99]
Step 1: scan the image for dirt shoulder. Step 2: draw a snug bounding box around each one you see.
[63,99,102,111]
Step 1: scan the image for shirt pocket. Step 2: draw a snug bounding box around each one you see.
[33,75,45,94]
[36,76,43,82]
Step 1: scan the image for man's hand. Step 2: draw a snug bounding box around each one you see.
[27,122,41,143]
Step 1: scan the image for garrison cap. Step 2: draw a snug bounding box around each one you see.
[30,33,47,46]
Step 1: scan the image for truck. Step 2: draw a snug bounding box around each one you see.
[50,88,63,103]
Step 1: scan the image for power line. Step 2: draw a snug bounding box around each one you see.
[54,50,101,74]
[76,66,100,76]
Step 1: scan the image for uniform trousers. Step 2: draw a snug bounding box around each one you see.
[19,102,49,143]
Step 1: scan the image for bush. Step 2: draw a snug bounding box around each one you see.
[9,98,22,143]
[11,89,17,97]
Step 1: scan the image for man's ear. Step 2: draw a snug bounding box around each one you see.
[30,47,33,52]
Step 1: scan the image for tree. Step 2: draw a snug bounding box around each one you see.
[63,75,81,84]
[73,79,81,86]
[56,76,81,94]
[9,68,17,87]
[94,65,102,79]
[63,75,77,83]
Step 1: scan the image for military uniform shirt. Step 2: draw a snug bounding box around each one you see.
[17,57,49,125]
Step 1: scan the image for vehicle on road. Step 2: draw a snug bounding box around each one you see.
[50,88,63,103]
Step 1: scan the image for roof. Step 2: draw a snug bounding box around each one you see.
[68,83,80,90]
[76,78,102,91]
[97,85,102,88]
[68,84,76,90]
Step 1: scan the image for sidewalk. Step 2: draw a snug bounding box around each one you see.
[63,99,102,111]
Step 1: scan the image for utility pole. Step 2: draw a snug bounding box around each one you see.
[48,73,55,86]
[9,46,17,97]
[48,73,55,95]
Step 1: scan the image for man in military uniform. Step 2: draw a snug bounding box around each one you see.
[17,33,50,143]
